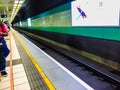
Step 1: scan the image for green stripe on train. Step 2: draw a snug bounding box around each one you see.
[20,26,120,41]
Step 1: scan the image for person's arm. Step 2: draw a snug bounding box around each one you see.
[0,32,8,36]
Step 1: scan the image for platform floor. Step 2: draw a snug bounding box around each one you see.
[0,28,94,90]
[0,30,30,90]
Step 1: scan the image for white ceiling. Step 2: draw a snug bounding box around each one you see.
[0,0,25,23]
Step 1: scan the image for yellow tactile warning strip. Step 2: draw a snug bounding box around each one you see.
[13,31,56,90]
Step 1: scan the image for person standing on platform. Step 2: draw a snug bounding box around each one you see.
[0,20,10,77]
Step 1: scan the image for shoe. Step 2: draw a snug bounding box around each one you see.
[1,71,8,77]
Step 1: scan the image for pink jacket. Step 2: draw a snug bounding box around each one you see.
[0,22,8,38]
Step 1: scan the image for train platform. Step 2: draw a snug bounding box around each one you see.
[0,28,94,90]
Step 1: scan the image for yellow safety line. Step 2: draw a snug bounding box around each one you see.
[13,31,56,90]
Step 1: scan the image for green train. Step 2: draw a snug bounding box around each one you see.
[13,0,120,70]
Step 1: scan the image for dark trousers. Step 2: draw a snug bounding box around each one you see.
[0,38,10,71]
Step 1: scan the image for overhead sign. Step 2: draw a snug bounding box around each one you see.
[71,0,120,26]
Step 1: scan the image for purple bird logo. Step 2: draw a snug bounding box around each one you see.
[76,5,87,20]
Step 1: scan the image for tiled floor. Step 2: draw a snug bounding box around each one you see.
[13,64,30,90]
[0,64,30,90]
